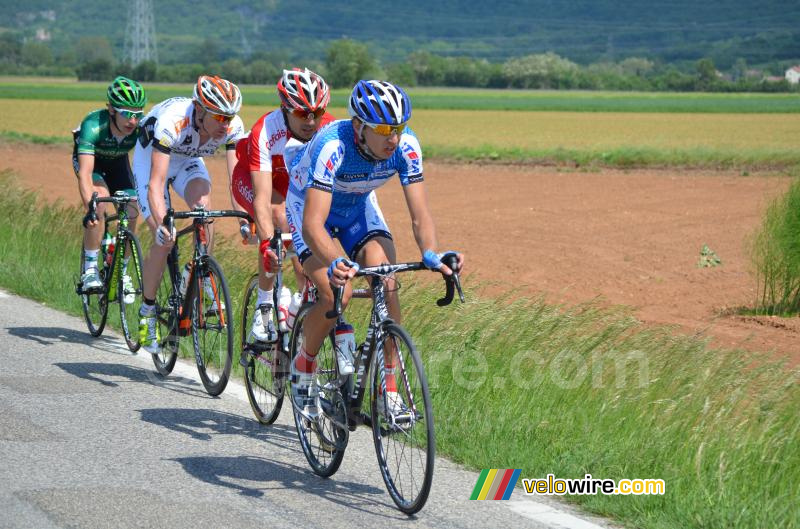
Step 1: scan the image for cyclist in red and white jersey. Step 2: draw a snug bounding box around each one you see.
[229,68,334,347]
[133,75,246,354]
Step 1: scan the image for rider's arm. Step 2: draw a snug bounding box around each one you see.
[402,181,439,254]
[303,187,341,265]
[251,170,275,240]
[403,181,464,274]
[147,149,171,225]
[76,154,96,210]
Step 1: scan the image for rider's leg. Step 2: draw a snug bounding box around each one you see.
[355,237,400,395]
[83,182,110,265]
[297,255,353,363]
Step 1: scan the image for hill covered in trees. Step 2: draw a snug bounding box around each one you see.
[4,0,799,68]
[1,0,799,92]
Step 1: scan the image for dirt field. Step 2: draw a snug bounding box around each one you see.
[3,141,798,360]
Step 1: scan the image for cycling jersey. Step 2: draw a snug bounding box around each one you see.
[137,97,245,158]
[73,109,140,159]
[231,108,334,216]
[287,119,423,220]
[132,97,246,219]
[285,119,423,262]
[72,109,139,194]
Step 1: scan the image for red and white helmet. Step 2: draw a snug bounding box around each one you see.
[277,68,330,111]
[193,75,242,116]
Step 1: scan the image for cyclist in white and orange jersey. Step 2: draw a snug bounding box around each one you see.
[133,75,246,354]
[229,68,335,347]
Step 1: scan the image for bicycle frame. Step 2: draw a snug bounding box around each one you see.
[160,206,250,338]
[331,262,433,431]
[76,192,138,300]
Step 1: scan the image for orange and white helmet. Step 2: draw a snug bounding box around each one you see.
[193,75,242,116]
[277,68,330,111]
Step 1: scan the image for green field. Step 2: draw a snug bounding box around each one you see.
[2,77,800,113]
[3,76,800,168]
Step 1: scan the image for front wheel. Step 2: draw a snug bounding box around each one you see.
[118,230,144,352]
[290,302,347,477]
[192,256,234,396]
[152,256,179,376]
[371,323,435,515]
[78,247,108,337]
[241,274,286,424]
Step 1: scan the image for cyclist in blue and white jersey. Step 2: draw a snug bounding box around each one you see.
[285,79,464,416]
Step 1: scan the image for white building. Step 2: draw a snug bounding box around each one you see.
[785,66,800,84]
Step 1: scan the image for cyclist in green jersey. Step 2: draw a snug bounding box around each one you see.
[73,76,147,292]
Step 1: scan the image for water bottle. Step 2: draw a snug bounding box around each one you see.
[287,292,302,330]
[101,233,114,266]
[178,263,191,297]
[334,321,355,376]
[277,286,292,332]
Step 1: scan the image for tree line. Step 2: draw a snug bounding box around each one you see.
[1,33,797,93]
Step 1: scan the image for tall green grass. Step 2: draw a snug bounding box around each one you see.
[0,170,797,528]
[750,177,800,314]
[2,78,800,113]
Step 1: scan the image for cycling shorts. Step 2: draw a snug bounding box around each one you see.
[132,144,211,220]
[230,161,289,219]
[72,154,136,196]
[286,189,392,264]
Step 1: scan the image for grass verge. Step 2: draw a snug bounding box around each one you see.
[0,170,797,528]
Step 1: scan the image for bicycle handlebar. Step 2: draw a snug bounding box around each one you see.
[324,259,465,319]
[83,191,139,227]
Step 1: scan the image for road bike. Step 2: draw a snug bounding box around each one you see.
[76,191,144,352]
[290,254,464,514]
[150,206,248,396]
[240,228,295,423]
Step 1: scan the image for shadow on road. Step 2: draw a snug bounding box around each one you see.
[139,407,296,446]
[7,325,123,352]
[170,455,391,515]
[54,362,209,398]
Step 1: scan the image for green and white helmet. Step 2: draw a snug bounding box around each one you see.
[107,76,147,108]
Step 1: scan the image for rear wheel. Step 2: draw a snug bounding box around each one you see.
[118,230,144,352]
[79,247,108,337]
[192,256,234,396]
[241,274,286,424]
[152,257,178,376]
[371,323,435,515]
[290,303,348,477]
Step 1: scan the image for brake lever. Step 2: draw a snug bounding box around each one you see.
[436,253,465,306]
[325,285,344,319]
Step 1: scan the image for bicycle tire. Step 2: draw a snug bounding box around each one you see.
[241,274,286,424]
[192,255,234,396]
[79,247,108,337]
[151,254,179,376]
[118,230,144,352]
[290,302,348,477]
[370,322,435,515]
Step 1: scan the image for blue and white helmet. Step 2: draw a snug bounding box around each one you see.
[347,80,411,125]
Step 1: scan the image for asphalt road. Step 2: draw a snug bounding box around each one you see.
[0,290,617,529]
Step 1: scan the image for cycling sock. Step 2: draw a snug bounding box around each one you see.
[294,346,317,373]
[123,257,130,274]
[84,250,99,272]
[257,288,273,307]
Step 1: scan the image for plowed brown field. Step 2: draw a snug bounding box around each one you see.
[3,141,797,360]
